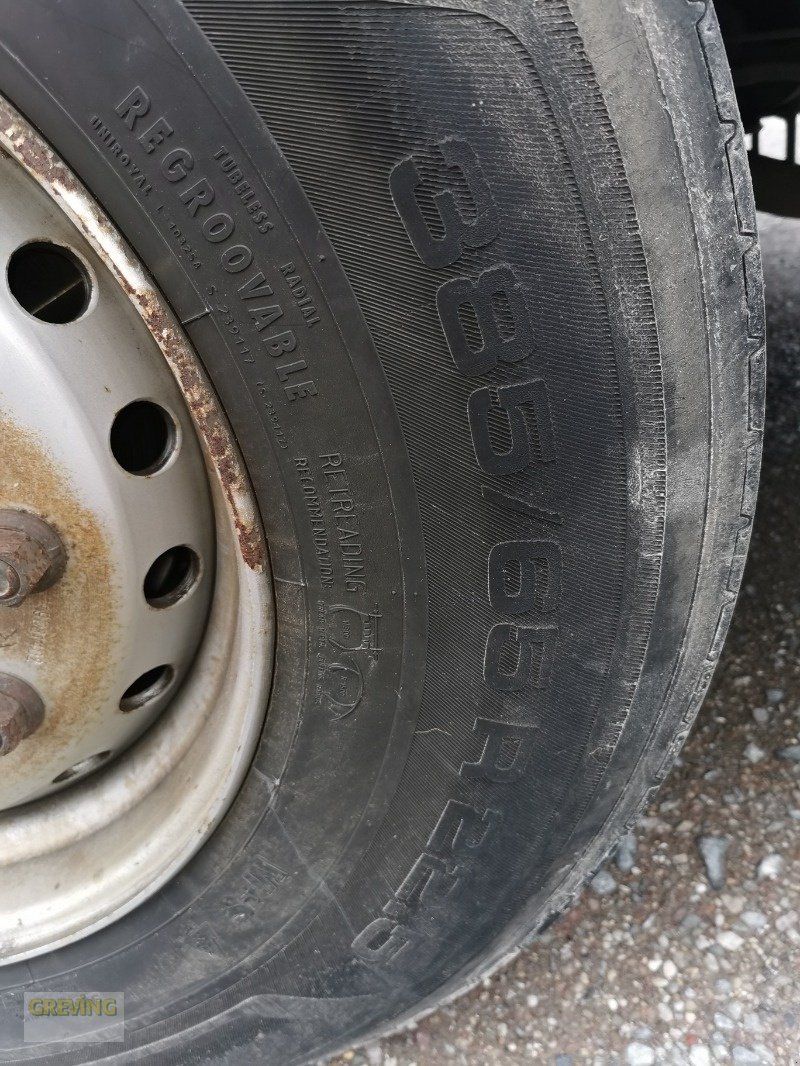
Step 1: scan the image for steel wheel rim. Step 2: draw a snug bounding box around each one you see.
[0,96,273,963]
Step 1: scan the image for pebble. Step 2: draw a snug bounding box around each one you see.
[774,912,795,933]
[752,707,769,726]
[731,1048,762,1066]
[690,1047,712,1066]
[698,836,730,889]
[722,894,745,915]
[615,831,637,873]
[776,745,800,763]
[743,742,767,764]
[717,930,745,951]
[626,1043,655,1066]
[741,910,767,930]
[766,689,785,704]
[756,854,785,880]
[590,870,618,896]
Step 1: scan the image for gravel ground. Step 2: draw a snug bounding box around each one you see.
[331,214,800,1066]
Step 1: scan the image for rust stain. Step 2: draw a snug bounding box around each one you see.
[135,299,266,574]
[0,415,119,791]
[0,98,265,573]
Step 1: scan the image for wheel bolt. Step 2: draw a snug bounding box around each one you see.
[0,510,66,608]
[0,674,45,756]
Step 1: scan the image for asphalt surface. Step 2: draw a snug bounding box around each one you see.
[331,214,800,1066]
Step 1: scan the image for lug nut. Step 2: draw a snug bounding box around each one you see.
[0,674,44,756]
[0,510,66,608]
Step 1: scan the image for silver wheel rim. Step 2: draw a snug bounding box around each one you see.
[0,97,273,963]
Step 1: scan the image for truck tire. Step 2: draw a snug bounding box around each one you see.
[0,0,763,1061]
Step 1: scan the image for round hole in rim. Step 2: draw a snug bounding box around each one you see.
[7,241,91,324]
[143,546,201,608]
[53,751,113,785]
[119,665,174,712]
[110,400,177,475]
